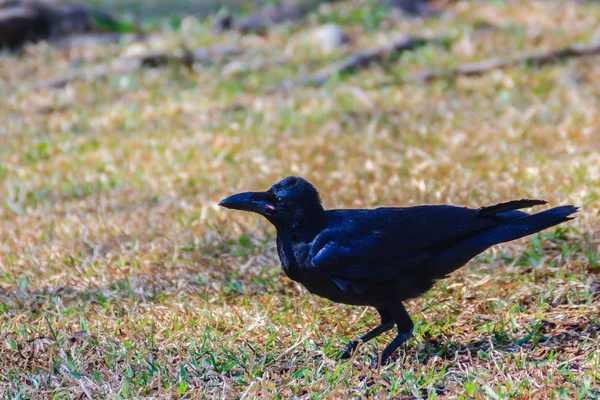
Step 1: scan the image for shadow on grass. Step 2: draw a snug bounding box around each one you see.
[412,321,599,365]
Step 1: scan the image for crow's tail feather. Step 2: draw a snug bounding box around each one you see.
[429,205,579,277]
[479,205,579,245]
[479,199,548,217]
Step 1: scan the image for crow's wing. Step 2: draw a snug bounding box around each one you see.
[309,201,545,294]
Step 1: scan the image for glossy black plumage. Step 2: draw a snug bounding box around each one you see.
[219,176,578,366]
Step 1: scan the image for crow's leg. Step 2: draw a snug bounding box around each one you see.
[371,303,413,368]
[339,308,394,359]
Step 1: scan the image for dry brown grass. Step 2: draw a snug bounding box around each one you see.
[1,0,599,398]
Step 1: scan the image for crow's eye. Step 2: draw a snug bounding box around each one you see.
[276,197,285,205]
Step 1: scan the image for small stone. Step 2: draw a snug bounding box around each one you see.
[307,23,347,53]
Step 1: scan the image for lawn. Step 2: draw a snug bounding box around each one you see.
[0,0,599,398]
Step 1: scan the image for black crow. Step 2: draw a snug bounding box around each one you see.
[219,176,578,367]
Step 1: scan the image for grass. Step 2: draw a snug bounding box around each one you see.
[1,0,599,398]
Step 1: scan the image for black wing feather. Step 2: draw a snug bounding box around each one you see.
[309,200,548,294]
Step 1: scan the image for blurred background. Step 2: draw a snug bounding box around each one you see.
[1,0,599,398]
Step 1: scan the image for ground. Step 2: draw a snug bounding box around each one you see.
[0,0,599,398]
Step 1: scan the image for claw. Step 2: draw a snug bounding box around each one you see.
[338,340,359,360]
[369,354,393,369]
[338,350,352,360]
[369,356,381,369]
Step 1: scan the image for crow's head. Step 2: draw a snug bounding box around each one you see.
[219,176,323,227]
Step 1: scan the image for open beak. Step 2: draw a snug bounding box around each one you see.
[218,191,275,216]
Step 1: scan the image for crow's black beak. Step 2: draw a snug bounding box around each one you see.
[218,191,275,215]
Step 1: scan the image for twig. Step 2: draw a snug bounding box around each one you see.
[34,60,138,89]
[403,43,600,83]
[278,35,431,89]
[34,45,242,89]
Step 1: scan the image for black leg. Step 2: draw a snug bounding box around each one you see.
[339,308,394,359]
[371,303,413,368]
